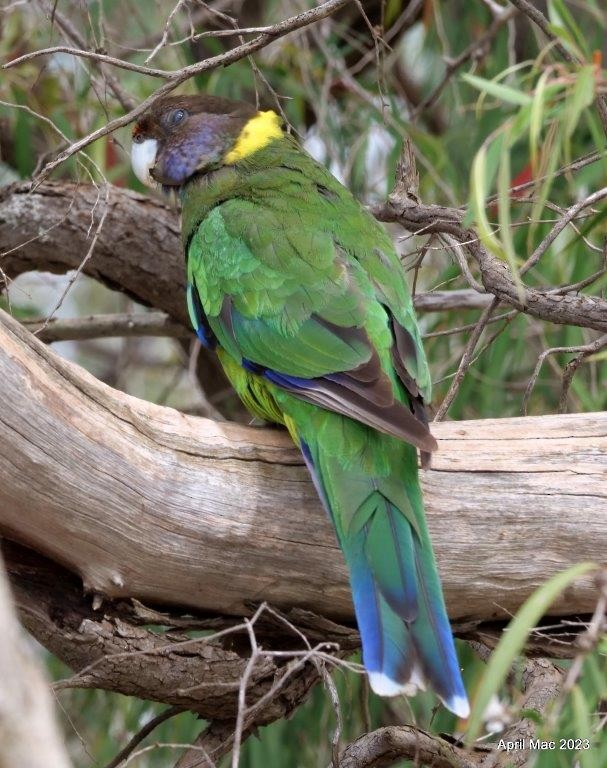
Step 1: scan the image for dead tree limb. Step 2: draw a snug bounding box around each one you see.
[4,542,323,722]
[0,307,604,626]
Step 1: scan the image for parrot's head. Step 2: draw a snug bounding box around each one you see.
[131,94,283,188]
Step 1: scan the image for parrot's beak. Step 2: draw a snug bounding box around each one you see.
[131,138,159,188]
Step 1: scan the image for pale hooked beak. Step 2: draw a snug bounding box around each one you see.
[131,138,158,188]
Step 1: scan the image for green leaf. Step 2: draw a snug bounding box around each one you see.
[519,708,543,724]
[465,562,597,745]
[470,143,503,258]
[572,685,598,768]
[497,130,524,300]
[583,653,607,701]
[548,0,591,57]
[565,65,595,140]
[462,73,533,107]
[530,70,550,172]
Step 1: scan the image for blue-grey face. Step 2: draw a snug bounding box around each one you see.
[131,96,254,187]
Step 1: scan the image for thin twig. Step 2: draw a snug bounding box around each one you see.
[412,7,518,119]
[23,312,190,343]
[102,706,186,768]
[145,0,188,64]
[520,188,607,275]
[4,45,171,78]
[36,1,136,111]
[34,187,110,334]
[559,334,607,412]
[523,334,607,414]
[22,0,352,185]
[433,298,500,421]
[544,572,607,731]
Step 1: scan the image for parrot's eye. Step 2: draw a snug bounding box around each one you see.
[168,108,188,127]
[132,132,145,144]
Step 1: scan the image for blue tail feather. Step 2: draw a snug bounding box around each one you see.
[297,435,469,717]
[346,526,415,688]
[365,500,418,621]
[410,538,469,713]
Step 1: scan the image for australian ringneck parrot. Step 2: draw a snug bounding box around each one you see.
[131,94,469,718]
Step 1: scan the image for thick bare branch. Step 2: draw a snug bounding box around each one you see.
[480,659,563,768]
[0,182,187,324]
[0,308,604,627]
[4,540,322,721]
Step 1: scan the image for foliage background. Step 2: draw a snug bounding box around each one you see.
[1,0,606,766]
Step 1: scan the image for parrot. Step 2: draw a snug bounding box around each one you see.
[131,94,469,718]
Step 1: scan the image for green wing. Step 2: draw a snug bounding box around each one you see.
[187,171,434,452]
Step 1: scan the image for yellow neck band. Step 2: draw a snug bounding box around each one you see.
[224,110,283,163]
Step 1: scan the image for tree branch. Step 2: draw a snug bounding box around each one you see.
[24,312,191,343]
[336,725,481,768]
[0,307,604,628]
[373,197,607,333]
[0,182,187,325]
[0,182,494,318]
[480,659,563,768]
[6,0,353,184]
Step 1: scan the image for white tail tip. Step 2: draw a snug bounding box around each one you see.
[445,694,470,719]
[368,672,422,698]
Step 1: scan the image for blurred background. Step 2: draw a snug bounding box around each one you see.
[1,0,606,765]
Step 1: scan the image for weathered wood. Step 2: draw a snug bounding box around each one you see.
[3,540,323,719]
[0,307,604,623]
[0,550,72,768]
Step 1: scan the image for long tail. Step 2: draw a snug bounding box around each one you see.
[300,432,469,719]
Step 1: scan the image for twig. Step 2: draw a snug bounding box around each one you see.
[121,741,215,768]
[522,334,607,414]
[520,188,607,275]
[34,187,110,334]
[262,605,343,766]
[544,572,607,731]
[145,0,188,64]
[425,309,516,340]
[372,198,607,334]
[347,0,423,77]
[36,1,136,111]
[440,233,485,293]
[325,665,343,768]
[433,298,499,421]
[23,312,190,343]
[231,608,265,768]
[412,7,519,119]
[485,150,605,207]
[4,45,171,78]
[559,334,607,412]
[102,706,186,768]
[20,0,352,185]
